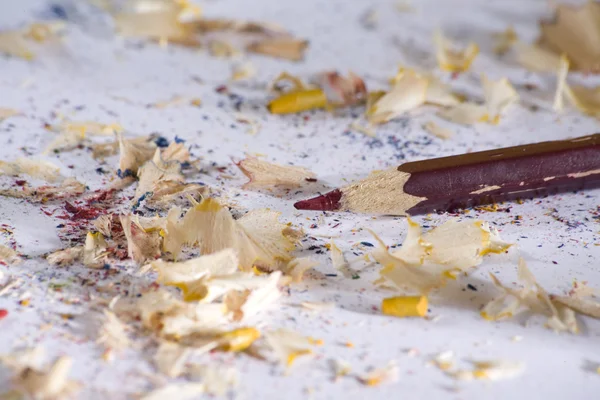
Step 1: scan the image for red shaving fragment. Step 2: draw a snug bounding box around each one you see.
[15,180,27,186]
[64,202,102,220]
[0,309,8,320]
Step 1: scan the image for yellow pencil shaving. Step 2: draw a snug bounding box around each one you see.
[268,89,327,114]
[287,349,313,366]
[217,327,261,352]
[381,296,428,318]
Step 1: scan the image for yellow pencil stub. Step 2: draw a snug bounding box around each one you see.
[381,296,428,318]
[267,89,327,114]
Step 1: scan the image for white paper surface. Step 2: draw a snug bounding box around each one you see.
[1,0,600,399]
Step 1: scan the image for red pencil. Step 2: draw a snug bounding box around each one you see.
[294,134,600,215]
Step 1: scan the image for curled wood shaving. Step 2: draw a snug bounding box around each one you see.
[153,341,190,378]
[330,241,359,279]
[0,108,20,122]
[0,22,65,60]
[264,329,315,367]
[482,258,581,334]
[391,67,459,107]
[140,383,205,400]
[539,2,600,72]
[357,361,399,386]
[318,71,367,106]
[439,75,518,125]
[208,40,240,58]
[97,310,130,360]
[554,55,600,117]
[268,72,310,94]
[117,133,157,176]
[93,215,113,237]
[120,215,162,264]
[162,198,301,270]
[367,70,428,124]
[481,75,519,124]
[246,38,308,61]
[134,289,227,337]
[235,157,316,189]
[493,26,518,55]
[446,359,524,381]
[0,178,86,202]
[0,245,20,265]
[280,257,318,283]
[371,218,510,294]
[46,247,83,267]
[83,232,108,268]
[114,5,200,46]
[423,121,453,139]
[188,364,239,396]
[0,158,62,182]
[433,29,479,72]
[134,149,185,202]
[300,301,335,311]
[231,62,256,81]
[10,355,80,400]
[514,41,562,73]
[224,271,282,321]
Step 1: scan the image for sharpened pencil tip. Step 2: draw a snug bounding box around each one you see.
[293,189,343,211]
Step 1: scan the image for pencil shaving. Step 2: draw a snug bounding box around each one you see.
[391,68,460,107]
[161,198,301,271]
[318,71,367,106]
[445,359,524,381]
[0,22,65,60]
[330,241,360,279]
[264,328,315,367]
[433,29,479,73]
[188,364,239,396]
[236,157,316,189]
[0,245,19,264]
[9,355,80,400]
[539,2,600,72]
[97,310,130,359]
[153,341,190,378]
[554,56,600,116]
[0,158,62,182]
[438,103,487,125]
[246,38,308,61]
[367,70,428,124]
[514,41,562,72]
[141,383,205,400]
[423,121,453,139]
[357,361,399,386]
[481,75,519,124]
[493,26,518,55]
[0,178,86,202]
[114,5,199,45]
[371,219,510,294]
[83,232,109,268]
[482,258,581,334]
[0,108,20,122]
[117,133,157,176]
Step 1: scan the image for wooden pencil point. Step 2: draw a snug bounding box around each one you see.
[293,134,600,216]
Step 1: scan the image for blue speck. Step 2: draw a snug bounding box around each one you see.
[154,137,169,147]
[117,169,134,179]
[49,4,68,19]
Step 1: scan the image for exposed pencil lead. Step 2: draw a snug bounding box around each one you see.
[293,189,342,211]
